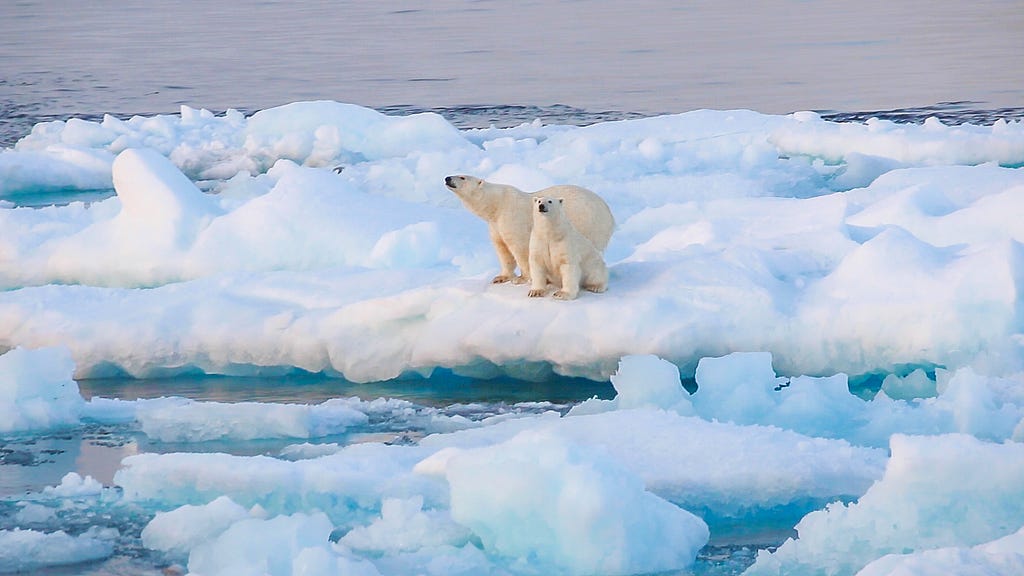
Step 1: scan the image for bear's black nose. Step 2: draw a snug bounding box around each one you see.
[538,203,547,213]
[444,175,457,188]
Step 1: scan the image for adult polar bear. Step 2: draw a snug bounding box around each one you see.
[444,175,614,284]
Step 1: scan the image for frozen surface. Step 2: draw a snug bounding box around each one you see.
[2,103,1024,383]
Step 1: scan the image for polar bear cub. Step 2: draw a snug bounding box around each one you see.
[444,175,614,284]
[528,196,609,300]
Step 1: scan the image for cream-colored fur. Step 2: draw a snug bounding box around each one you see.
[527,197,608,300]
[444,175,614,284]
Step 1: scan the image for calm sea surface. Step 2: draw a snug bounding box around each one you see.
[2,0,1023,146]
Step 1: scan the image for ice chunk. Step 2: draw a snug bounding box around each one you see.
[244,100,471,169]
[880,368,937,400]
[609,354,693,412]
[443,429,709,575]
[688,352,1024,446]
[0,528,114,573]
[770,113,1024,167]
[571,354,693,415]
[137,397,369,442]
[186,511,380,576]
[550,409,885,517]
[42,472,103,498]
[0,346,83,433]
[279,442,343,461]
[746,434,1024,576]
[692,351,781,424]
[141,495,249,557]
[340,495,474,554]
[109,147,221,248]
[13,502,56,524]
[0,146,114,197]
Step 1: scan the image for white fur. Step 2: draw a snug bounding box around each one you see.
[528,196,609,300]
[445,175,614,284]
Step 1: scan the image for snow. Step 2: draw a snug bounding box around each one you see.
[3,100,1024,575]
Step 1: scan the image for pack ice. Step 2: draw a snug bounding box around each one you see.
[2,100,1024,575]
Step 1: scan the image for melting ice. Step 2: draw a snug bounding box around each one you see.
[2,101,1024,575]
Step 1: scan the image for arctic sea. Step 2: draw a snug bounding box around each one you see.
[2,1,1024,576]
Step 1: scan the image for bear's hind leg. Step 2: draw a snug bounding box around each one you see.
[582,261,608,293]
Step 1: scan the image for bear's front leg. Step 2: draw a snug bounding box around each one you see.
[490,227,518,283]
[528,251,548,297]
[528,273,548,297]
[553,263,581,300]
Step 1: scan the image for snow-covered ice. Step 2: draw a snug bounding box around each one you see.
[3,103,1024,382]
[2,101,1024,575]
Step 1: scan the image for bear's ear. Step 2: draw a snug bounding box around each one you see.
[558,198,564,204]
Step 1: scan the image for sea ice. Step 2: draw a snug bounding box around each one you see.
[4,101,1024,576]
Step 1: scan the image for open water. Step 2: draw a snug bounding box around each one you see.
[2,0,1023,147]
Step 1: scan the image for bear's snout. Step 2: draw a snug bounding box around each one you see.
[538,203,548,213]
[444,175,461,189]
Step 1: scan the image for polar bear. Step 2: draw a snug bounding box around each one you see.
[528,196,608,300]
[444,175,614,284]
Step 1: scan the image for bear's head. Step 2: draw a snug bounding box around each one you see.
[444,174,484,201]
[534,196,564,216]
